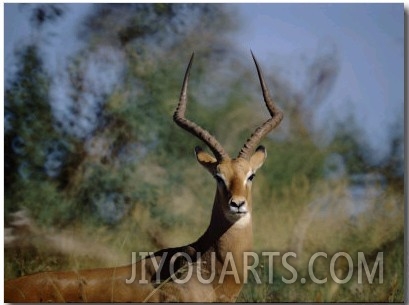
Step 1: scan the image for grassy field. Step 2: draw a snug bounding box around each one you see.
[238,179,404,302]
[4,171,404,302]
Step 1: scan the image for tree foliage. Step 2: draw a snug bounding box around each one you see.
[5,4,241,225]
[5,3,403,228]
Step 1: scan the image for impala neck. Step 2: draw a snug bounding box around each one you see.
[192,190,253,281]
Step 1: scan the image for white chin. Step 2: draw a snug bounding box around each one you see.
[233,212,251,227]
[227,210,250,222]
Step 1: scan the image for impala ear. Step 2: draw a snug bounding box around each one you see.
[250,146,267,172]
[195,146,218,174]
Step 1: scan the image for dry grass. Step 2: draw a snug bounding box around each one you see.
[239,177,404,302]
[4,173,404,302]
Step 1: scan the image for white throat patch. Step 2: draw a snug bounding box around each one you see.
[233,212,251,228]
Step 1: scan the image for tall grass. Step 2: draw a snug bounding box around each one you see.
[5,171,403,302]
[238,178,404,302]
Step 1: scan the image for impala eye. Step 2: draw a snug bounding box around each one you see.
[248,173,256,182]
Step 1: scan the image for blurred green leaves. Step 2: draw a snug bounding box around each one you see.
[4,3,403,229]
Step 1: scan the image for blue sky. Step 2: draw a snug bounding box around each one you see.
[234,3,403,162]
[4,3,404,163]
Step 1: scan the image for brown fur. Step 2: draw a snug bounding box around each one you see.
[5,153,265,302]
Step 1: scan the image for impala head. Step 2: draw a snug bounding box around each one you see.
[195,145,266,223]
[173,52,283,224]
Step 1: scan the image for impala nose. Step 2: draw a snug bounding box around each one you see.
[229,199,247,214]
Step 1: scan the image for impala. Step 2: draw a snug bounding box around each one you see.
[4,52,283,302]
